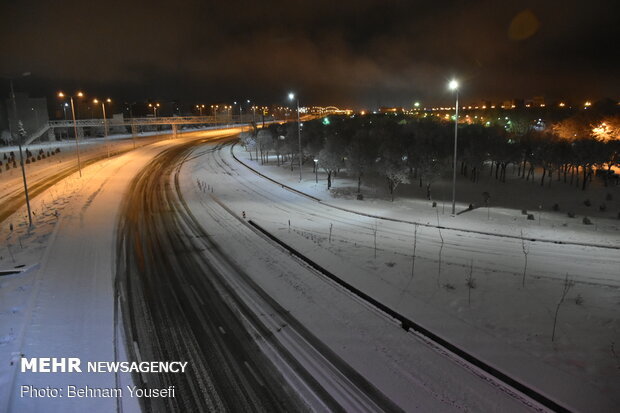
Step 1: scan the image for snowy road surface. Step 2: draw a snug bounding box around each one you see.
[185,140,619,412]
[2,130,613,412]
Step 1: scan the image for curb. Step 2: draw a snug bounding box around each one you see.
[230,143,618,251]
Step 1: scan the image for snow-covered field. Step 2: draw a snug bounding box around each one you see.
[199,142,620,412]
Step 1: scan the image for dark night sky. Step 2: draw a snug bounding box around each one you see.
[1,0,618,108]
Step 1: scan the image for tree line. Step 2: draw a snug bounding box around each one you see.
[241,105,620,201]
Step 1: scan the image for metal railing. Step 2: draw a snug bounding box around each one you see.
[48,114,266,128]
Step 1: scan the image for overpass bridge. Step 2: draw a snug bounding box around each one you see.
[25,114,271,145]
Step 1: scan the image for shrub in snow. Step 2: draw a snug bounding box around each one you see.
[432,201,437,207]
[599,204,606,212]
[482,191,490,204]
[443,283,455,291]
[527,214,535,220]
[521,209,528,215]
[25,159,30,164]
[582,216,592,225]
[552,203,560,211]
[575,294,584,306]
[567,211,575,218]
[584,199,591,207]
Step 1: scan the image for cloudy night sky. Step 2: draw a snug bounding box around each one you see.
[1,0,618,108]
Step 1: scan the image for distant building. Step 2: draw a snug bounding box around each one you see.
[379,107,404,114]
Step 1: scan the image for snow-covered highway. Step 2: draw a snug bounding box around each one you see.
[2,131,617,412]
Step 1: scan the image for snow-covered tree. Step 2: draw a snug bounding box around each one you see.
[318,136,345,189]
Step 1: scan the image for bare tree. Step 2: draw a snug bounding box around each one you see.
[398,223,419,307]
[373,219,377,259]
[436,209,444,287]
[411,223,419,278]
[466,259,476,306]
[521,230,529,287]
[552,273,574,342]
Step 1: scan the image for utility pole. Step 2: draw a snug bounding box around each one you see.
[289,92,302,181]
[9,78,33,227]
[69,96,83,177]
[296,98,302,181]
[449,80,459,215]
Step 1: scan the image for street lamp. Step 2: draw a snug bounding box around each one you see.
[62,102,69,139]
[448,79,459,215]
[149,102,160,117]
[314,158,318,183]
[211,105,218,124]
[234,101,242,123]
[58,91,84,177]
[6,72,33,226]
[288,92,302,181]
[93,98,111,158]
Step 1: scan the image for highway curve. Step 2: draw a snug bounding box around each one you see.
[115,134,401,412]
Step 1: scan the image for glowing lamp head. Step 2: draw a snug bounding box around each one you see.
[448,80,459,91]
[106,98,111,103]
[77,92,84,97]
[288,92,295,101]
[93,99,99,104]
[58,91,65,98]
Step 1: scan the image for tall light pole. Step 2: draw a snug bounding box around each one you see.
[288,92,302,181]
[235,101,242,124]
[8,74,33,226]
[247,99,255,123]
[58,91,84,177]
[149,103,160,117]
[314,158,318,183]
[211,105,218,124]
[62,102,69,139]
[93,98,111,158]
[448,79,459,215]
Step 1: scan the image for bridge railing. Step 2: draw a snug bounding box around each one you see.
[48,114,270,128]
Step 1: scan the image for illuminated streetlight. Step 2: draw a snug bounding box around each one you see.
[93,98,111,158]
[211,104,218,124]
[448,79,459,215]
[288,92,302,181]
[314,158,318,183]
[148,102,160,117]
[58,91,84,177]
